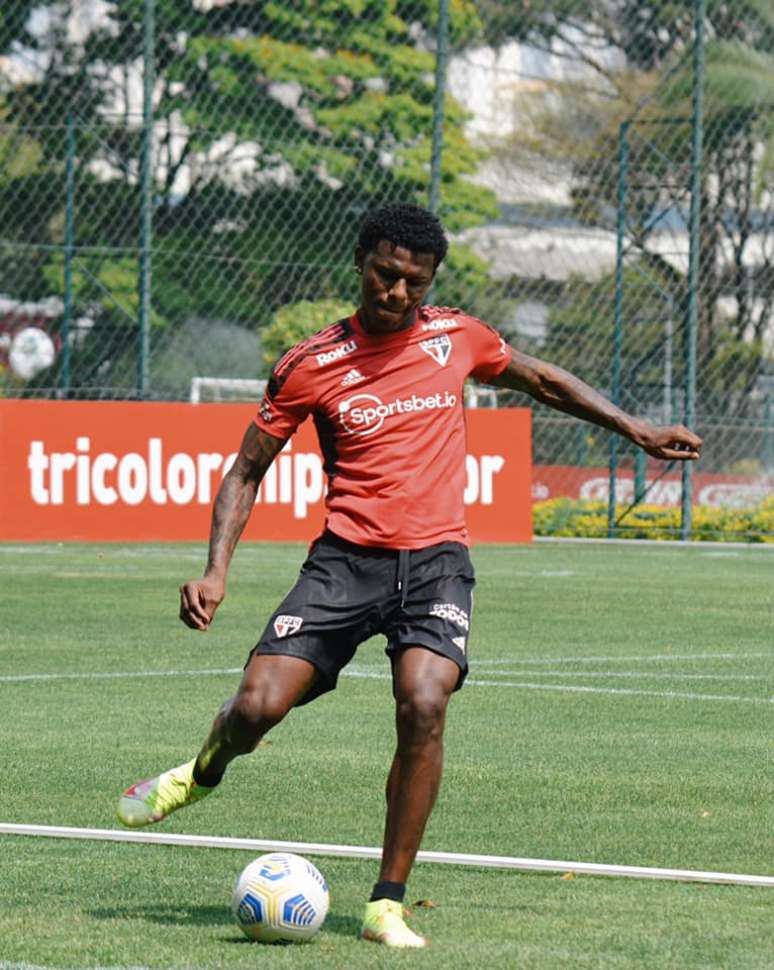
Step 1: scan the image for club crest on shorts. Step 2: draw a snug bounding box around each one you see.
[420,334,452,367]
[273,614,303,638]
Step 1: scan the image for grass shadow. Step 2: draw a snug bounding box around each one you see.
[89,905,361,942]
[320,912,361,938]
[216,913,361,948]
[88,904,228,928]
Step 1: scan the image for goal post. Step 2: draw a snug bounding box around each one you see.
[189,377,267,404]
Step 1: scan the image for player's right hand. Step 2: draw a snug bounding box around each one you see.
[179,577,225,631]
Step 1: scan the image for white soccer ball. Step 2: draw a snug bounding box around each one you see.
[8,326,56,380]
[232,852,329,943]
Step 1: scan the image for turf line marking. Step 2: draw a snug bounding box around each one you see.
[0,667,243,683]
[0,964,149,970]
[1,667,769,703]
[534,536,773,550]
[471,670,764,682]
[467,679,773,704]
[3,650,765,683]
[343,670,773,703]
[1,823,772,888]
[0,964,150,970]
[474,653,769,665]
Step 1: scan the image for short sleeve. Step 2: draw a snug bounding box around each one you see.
[254,354,315,440]
[467,317,512,382]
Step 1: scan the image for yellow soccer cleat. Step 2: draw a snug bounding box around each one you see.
[117,759,213,828]
[361,899,428,948]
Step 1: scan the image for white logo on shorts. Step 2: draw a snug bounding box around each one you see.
[273,614,303,638]
[452,635,467,653]
[430,602,469,631]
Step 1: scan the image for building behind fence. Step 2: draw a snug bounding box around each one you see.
[1,1,772,538]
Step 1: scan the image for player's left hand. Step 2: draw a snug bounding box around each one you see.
[636,423,703,461]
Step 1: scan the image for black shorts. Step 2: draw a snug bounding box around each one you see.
[250,530,475,705]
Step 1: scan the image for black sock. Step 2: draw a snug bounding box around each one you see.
[192,758,223,788]
[370,880,406,903]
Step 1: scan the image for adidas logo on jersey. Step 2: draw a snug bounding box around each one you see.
[420,334,452,367]
[341,368,365,387]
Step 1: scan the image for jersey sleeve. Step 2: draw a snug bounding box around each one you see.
[254,352,315,440]
[466,317,512,382]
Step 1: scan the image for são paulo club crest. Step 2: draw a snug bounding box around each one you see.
[273,614,303,638]
[419,334,452,366]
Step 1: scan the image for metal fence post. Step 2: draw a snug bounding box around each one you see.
[763,394,773,472]
[61,110,75,397]
[428,0,450,216]
[137,0,155,397]
[681,0,705,539]
[634,448,647,503]
[608,121,629,537]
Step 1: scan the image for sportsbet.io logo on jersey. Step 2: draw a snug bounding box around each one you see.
[338,392,457,436]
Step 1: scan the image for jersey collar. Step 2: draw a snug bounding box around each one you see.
[351,307,430,342]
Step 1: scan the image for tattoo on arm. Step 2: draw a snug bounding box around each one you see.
[205,425,287,577]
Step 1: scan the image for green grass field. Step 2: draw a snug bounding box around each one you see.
[1,540,772,969]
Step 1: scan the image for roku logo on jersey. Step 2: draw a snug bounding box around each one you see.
[338,391,457,436]
[316,340,357,366]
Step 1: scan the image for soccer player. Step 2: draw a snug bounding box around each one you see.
[117,203,702,947]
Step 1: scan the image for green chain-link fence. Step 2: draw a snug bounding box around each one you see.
[1,1,772,538]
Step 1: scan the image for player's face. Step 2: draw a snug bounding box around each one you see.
[356,240,435,334]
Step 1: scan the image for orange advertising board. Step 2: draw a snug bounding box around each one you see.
[0,401,532,543]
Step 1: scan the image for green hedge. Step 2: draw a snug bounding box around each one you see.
[533,497,774,542]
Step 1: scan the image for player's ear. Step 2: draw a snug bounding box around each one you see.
[354,246,366,274]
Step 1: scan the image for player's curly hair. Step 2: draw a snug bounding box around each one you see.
[358,203,448,268]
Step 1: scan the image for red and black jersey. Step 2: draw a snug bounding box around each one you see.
[255,305,512,548]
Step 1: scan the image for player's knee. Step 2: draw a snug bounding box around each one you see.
[230,683,293,737]
[396,687,449,743]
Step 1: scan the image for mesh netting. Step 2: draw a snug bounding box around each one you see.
[1,1,772,535]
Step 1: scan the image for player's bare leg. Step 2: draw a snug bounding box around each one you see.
[362,646,458,948]
[380,647,458,881]
[117,653,318,827]
[194,653,320,784]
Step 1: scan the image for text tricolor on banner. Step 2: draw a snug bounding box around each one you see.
[0,401,533,543]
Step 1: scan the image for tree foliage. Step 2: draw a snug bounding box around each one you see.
[491,0,774,421]
[0,0,498,396]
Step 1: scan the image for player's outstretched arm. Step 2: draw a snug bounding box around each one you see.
[179,423,288,631]
[490,349,703,461]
